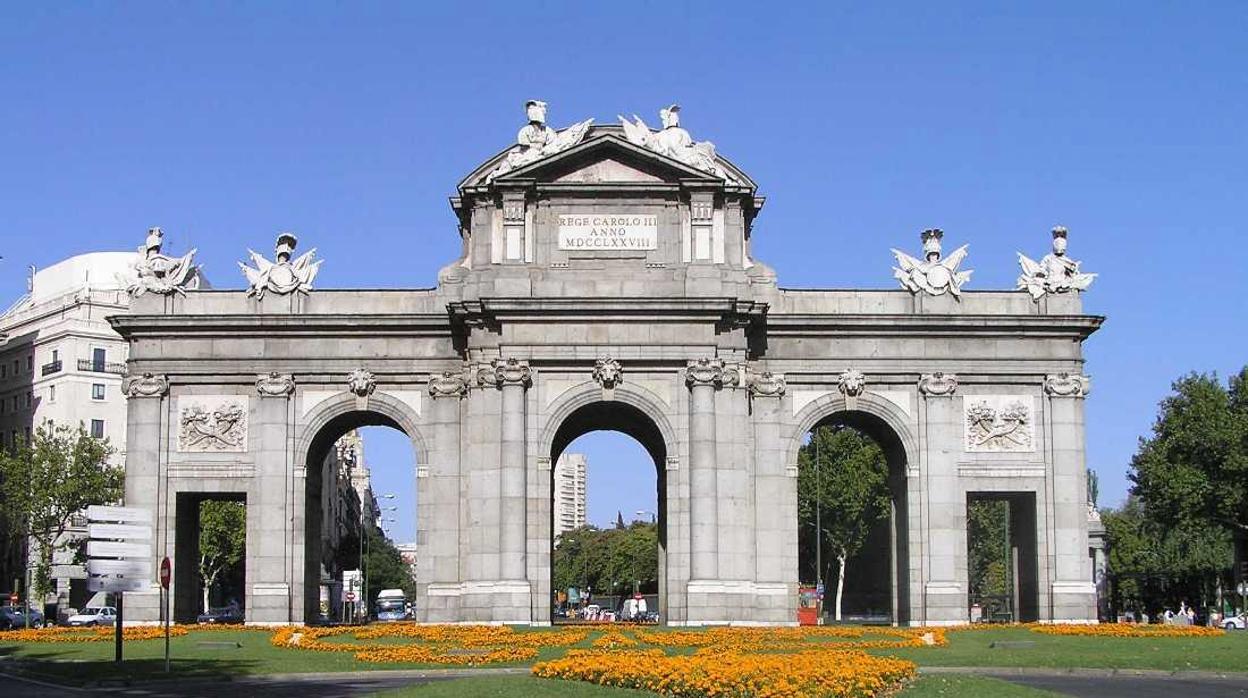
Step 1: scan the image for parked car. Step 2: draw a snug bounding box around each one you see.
[196,606,244,624]
[0,605,45,629]
[1224,614,1246,631]
[67,606,117,627]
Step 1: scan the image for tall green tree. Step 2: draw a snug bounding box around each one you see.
[198,500,245,612]
[0,421,121,603]
[361,525,417,605]
[797,425,890,620]
[1130,368,1248,536]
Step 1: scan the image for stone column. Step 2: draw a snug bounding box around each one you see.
[423,370,468,621]
[1044,373,1095,622]
[748,370,792,623]
[686,359,723,580]
[254,372,296,624]
[121,372,169,623]
[496,358,531,581]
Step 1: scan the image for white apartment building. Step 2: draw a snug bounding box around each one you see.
[0,252,137,613]
[553,453,587,542]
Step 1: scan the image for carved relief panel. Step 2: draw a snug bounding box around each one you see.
[177,395,249,453]
[962,395,1035,453]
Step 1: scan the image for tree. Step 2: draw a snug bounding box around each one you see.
[552,522,658,604]
[1130,368,1248,536]
[967,499,1011,617]
[0,421,121,603]
[362,525,417,605]
[797,425,890,621]
[198,500,245,612]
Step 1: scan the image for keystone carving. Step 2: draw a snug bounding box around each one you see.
[428,370,469,399]
[685,358,725,388]
[255,371,295,397]
[592,358,623,390]
[347,369,376,398]
[493,358,532,387]
[746,370,786,398]
[1044,372,1091,398]
[123,372,169,398]
[837,369,866,397]
[918,372,958,396]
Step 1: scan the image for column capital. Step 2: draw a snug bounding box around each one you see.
[493,357,532,388]
[428,369,469,399]
[123,372,169,398]
[255,371,295,397]
[685,358,725,388]
[918,372,958,397]
[1045,372,1091,398]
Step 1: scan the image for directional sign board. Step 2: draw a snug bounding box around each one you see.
[89,523,153,540]
[87,506,153,593]
[87,541,151,558]
[1238,581,1248,597]
[87,506,152,525]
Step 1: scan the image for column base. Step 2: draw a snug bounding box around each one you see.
[684,580,796,625]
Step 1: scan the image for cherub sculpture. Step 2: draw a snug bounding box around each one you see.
[239,233,322,299]
[618,104,734,181]
[126,227,201,296]
[1017,226,1096,300]
[488,100,594,180]
[891,229,972,297]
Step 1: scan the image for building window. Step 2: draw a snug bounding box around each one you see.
[23,427,30,444]
[1,364,6,378]
[10,396,16,412]
[52,349,59,363]
[25,391,32,408]
[26,355,33,372]
[92,348,106,372]
[12,359,18,375]
[92,383,106,401]
[49,385,56,403]
[90,419,105,439]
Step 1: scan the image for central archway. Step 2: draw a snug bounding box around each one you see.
[540,391,674,624]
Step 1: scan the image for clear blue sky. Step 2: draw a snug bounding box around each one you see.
[3,3,1245,541]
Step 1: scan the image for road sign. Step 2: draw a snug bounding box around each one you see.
[89,523,153,540]
[88,576,147,593]
[87,541,151,559]
[87,505,153,524]
[346,592,356,602]
[159,557,171,589]
[87,559,151,577]
[1237,581,1248,597]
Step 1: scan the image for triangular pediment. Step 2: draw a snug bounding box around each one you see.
[552,156,666,184]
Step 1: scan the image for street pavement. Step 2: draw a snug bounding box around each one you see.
[996,673,1248,697]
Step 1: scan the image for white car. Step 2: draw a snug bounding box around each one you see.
[67,606,117,627]
[1224,614,1247,631]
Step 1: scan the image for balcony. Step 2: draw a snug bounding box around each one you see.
[41,360,63,376]
[78,359,126,375]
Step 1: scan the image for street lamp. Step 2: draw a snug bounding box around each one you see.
[635,510,656,524]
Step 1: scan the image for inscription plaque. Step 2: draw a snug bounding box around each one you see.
[558,214,657,251]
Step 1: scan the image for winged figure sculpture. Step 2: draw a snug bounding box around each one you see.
[239,233,321,299]
[891,229,972,297]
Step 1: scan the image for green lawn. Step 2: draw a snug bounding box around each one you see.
[881,627,1248,672]
[1,625,1244,689]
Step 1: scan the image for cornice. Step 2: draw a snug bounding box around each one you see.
[765,313,1103,340]
[109,314,453,340]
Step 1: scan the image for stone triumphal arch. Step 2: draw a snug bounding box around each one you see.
[114,102,1102,626]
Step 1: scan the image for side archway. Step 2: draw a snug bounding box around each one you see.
[787,392,919,625]
[295,391,429,624]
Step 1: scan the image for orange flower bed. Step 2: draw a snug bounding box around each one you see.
[533,647,916,698]
[269,623,590,665]
[4,626,188,643]
[1030,623,1225,638]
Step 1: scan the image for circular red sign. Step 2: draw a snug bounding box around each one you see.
[346,592,356,602]
[159,556,171,588]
